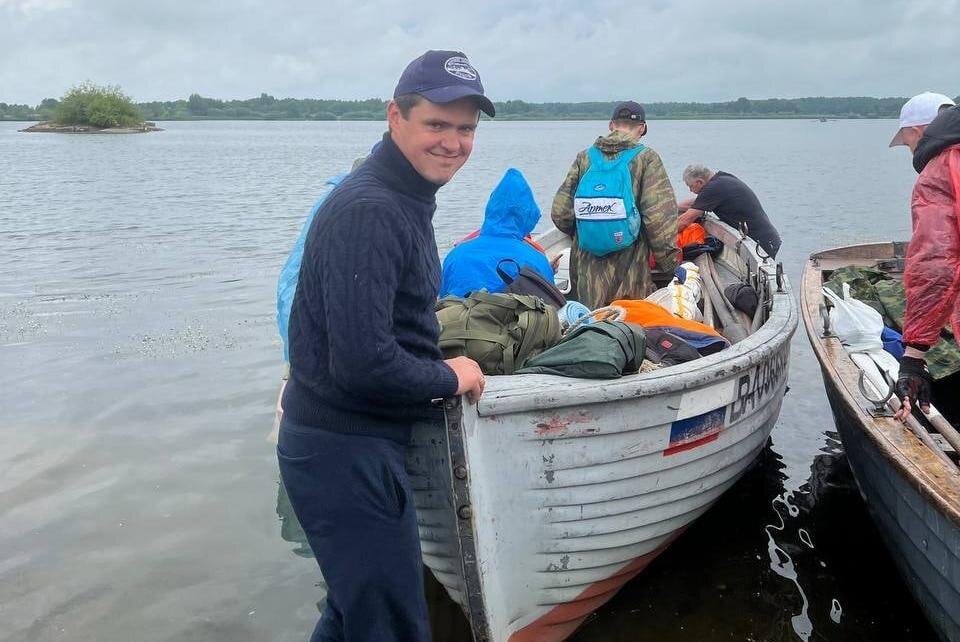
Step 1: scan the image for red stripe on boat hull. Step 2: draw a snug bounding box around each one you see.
[663,431,720,456]
[507,533,682,642]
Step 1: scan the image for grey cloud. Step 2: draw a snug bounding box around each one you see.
[0,0,956,105]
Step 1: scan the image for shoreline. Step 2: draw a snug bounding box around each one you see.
[19,121,163,133]
[5,115,889,124]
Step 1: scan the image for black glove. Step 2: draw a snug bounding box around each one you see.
[895,356,933,413]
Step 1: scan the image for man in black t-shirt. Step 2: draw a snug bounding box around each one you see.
[677,164,781,258]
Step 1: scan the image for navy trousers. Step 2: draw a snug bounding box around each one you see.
[277,419,431,642]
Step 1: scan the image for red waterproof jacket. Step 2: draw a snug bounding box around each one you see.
[901,143,960,346]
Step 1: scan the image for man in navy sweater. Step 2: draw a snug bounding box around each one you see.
[279,51,493,641]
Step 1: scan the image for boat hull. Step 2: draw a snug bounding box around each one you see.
[410,345,790,641]
[801,242,960,642]
[820,370,960,642]
[409,222,797,641]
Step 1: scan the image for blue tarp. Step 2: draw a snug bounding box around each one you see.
[276,174,347,361]
[882,325,905,361]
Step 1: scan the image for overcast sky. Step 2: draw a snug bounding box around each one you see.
[1,0,957,105]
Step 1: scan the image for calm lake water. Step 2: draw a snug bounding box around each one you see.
[0,119,938,642]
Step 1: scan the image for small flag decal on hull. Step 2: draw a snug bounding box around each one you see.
[664,407,726,456]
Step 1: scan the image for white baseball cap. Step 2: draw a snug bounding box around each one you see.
[890,91,956,147]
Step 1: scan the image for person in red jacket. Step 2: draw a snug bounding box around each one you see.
[888,93,960,420]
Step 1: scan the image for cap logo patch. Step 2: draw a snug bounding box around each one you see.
[444,56,478,81]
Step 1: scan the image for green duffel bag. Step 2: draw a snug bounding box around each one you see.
[515,320,646,379]
[437,291,561,375]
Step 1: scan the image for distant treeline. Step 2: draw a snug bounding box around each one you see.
[3,93,959,122]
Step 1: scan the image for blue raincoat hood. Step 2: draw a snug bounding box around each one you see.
[439,168,555,298]
[479,168,541,238]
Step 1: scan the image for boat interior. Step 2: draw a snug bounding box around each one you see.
[539,218,778,352]
[805,241,960,456]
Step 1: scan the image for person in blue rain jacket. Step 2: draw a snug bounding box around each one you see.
[439,167,555,297]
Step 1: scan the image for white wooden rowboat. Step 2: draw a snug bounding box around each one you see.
[408,219,798,642]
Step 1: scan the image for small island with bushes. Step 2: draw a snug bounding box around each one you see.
[21,82,161,133]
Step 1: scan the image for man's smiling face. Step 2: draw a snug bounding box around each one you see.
[388,97,480,185]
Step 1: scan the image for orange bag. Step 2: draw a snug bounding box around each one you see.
[609,299,722,337]
[677,223,706,248]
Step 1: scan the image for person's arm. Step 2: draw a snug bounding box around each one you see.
[901,149,960,348]
[677,196,696,212]
[895,149,960,420]
[316,202,459,403]
[550,152,586,237]
[678,208,705,230]
[636,151,679,272]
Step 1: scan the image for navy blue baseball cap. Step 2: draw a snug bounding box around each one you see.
[393,50,496,117]
[611,101,646,121]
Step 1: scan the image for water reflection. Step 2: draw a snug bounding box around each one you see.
[764,491,812,641]
[776,432,937,642]
[275,480,313,559]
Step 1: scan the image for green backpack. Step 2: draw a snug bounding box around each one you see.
[436,292,562,375]
[516,320,646,379]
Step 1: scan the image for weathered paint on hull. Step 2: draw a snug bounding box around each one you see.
[409,342,792,642]
[472,375,784,641]
[408,221,797,641]
[505,535,680,642]
[823,376,960,642]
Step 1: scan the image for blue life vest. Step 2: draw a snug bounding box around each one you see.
[574,145,645,256]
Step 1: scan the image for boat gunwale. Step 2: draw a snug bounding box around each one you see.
[476,220,798,417]
[799,241,960,528]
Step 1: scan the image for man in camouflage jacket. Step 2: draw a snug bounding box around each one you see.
[551,101,679,310]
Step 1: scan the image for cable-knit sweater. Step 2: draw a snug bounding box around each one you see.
[283,132,458,442]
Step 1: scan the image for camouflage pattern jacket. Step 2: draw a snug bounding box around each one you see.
[551,130,679,310]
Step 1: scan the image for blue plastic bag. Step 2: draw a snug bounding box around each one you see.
[276,174,346,361]
[881,326,904,361]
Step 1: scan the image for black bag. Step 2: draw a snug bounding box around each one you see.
[644,328,702,366]
[681,236,723,260]
[515,321,645,379]
[496,259,566,309]
[724,283,759,316]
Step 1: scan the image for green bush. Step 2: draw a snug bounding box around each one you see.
[54,82,143,127]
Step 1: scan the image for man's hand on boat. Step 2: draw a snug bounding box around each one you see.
[893,352,933,421]
[446,356,485,404]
